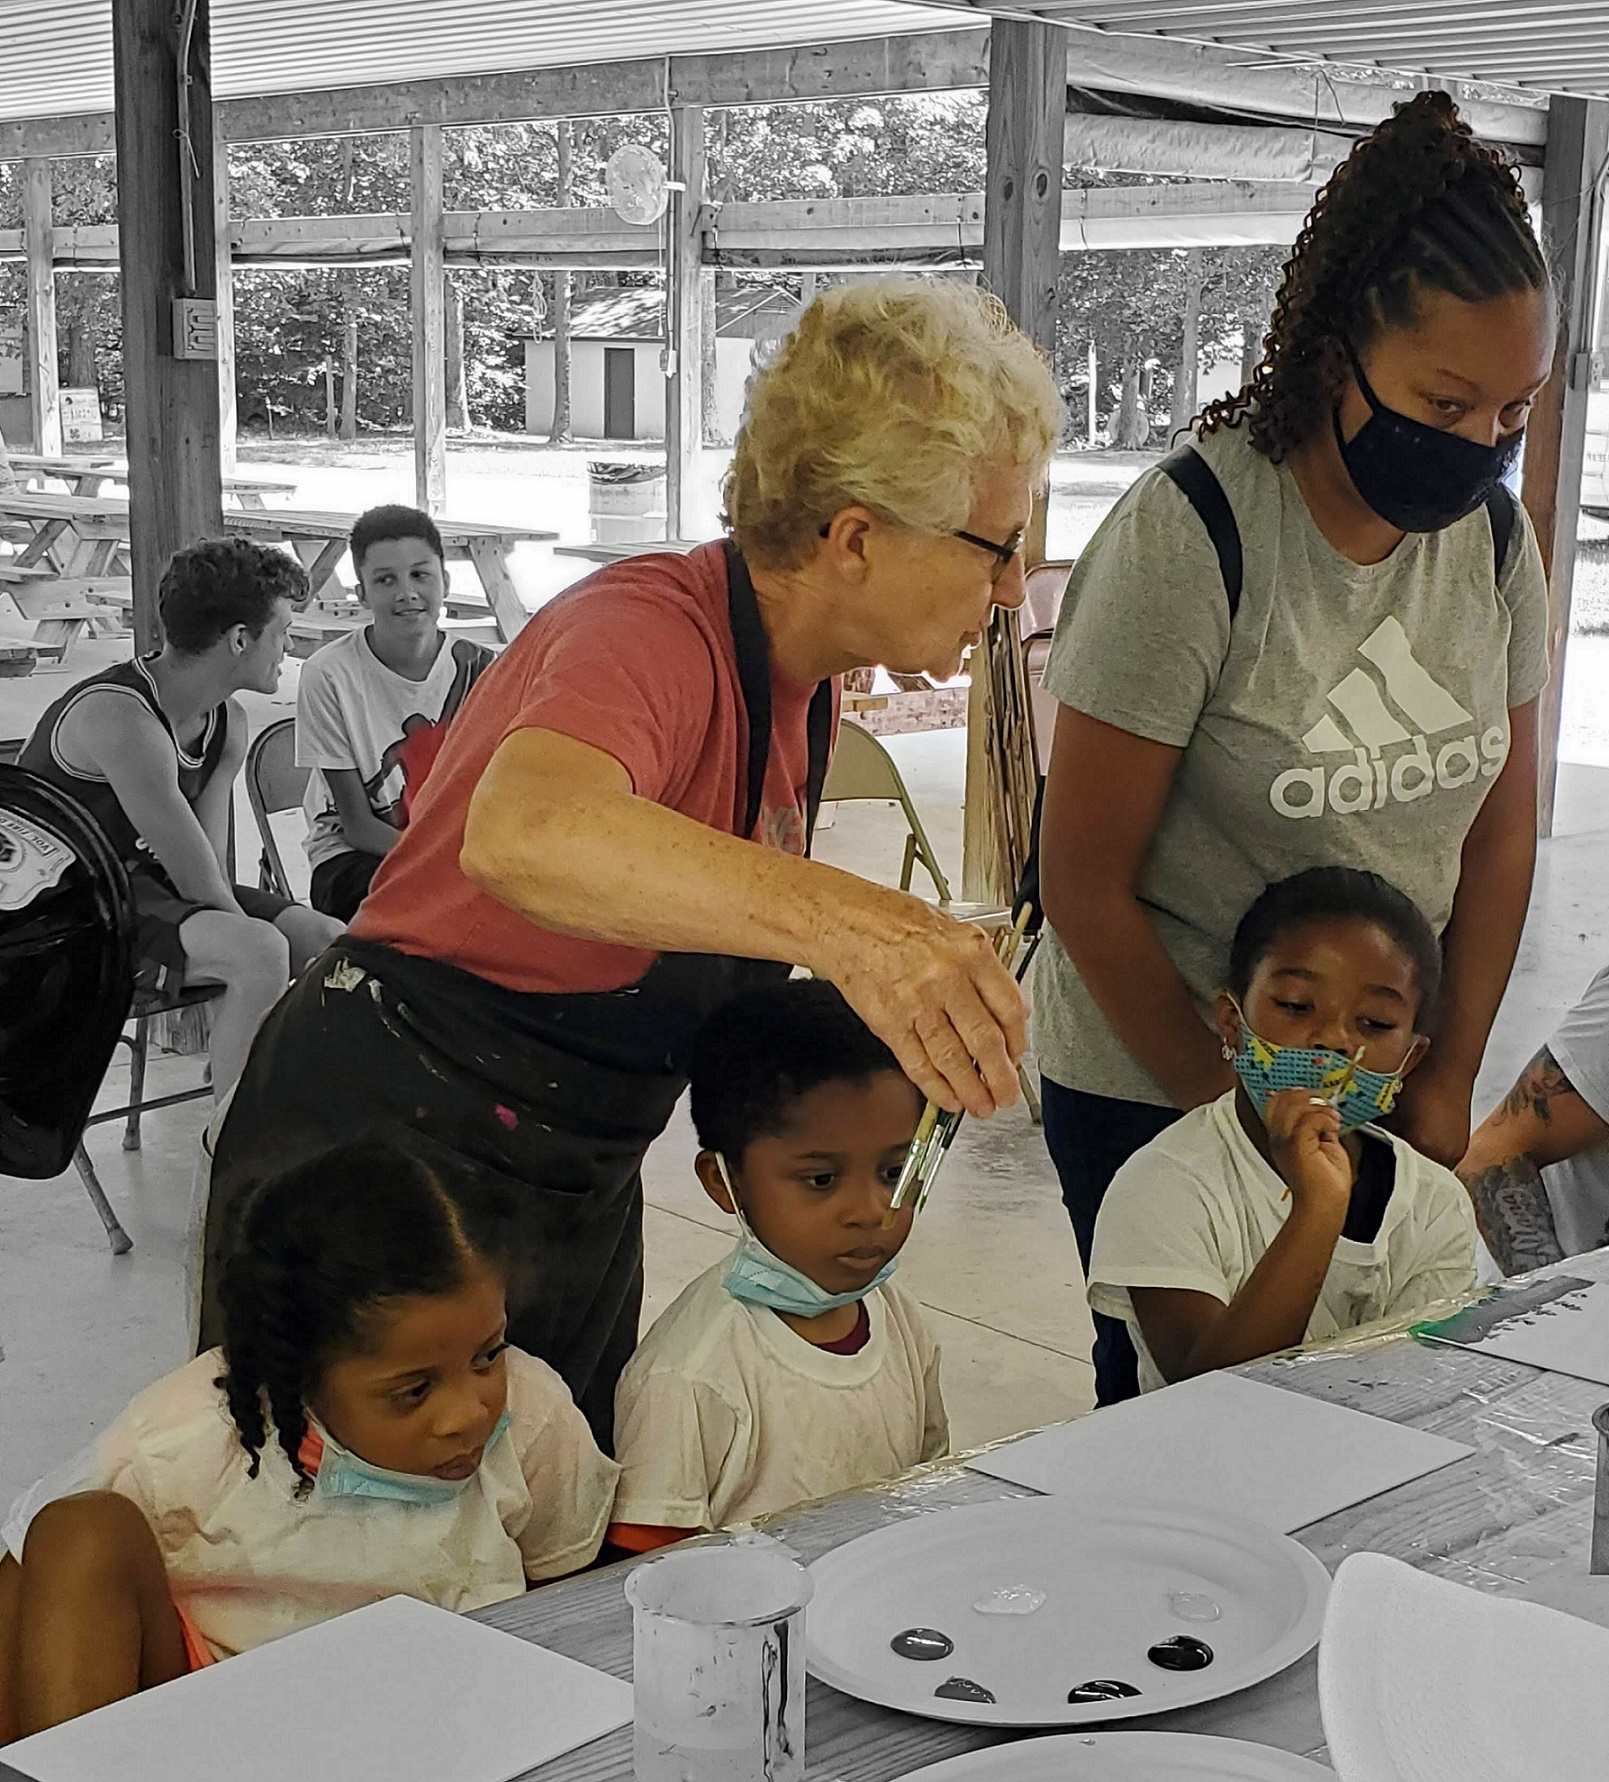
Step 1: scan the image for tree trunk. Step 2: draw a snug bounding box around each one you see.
[339,138,357,210]
[340,308,358,440]
[550,120,574,446]
[701,271,723,447]
[1169,247,1204,437]
[323,354,337,440]
[1113,360,1148,449]
[1240,323,1262,390]
[445,274,468,433]
[64,311,97,388]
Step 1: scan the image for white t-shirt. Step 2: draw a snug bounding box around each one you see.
[2,1348,618,1661]
[296,628,493,869]
[613,1261,948,1532]
[1542,964,1609,1257]
[1088,1093,1480,1393]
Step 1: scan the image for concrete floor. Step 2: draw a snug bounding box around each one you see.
[2,455,1606,1517]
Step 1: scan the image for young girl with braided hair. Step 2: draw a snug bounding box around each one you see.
[1034,90,1556,1403]
[0,1138,617,1743]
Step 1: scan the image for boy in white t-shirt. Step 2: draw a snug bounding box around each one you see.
[609,979,947,1551]
[1089,868,1478,1393]
[296,505,494,919]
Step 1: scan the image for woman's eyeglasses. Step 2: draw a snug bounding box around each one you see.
[817,521,1024,584]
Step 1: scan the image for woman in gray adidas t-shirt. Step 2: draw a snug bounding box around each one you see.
[1033,93,1554,1402]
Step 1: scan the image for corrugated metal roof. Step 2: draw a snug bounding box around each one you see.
[0,0,956,122]
[913,1,1609,99]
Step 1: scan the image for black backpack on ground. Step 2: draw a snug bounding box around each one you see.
[1010,446,1517,932]
[0,766,134,1178]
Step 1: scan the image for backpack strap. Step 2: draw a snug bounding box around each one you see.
[1484,483,1517,584]
[1012,443,1244,929]
[1157,443,1243,618]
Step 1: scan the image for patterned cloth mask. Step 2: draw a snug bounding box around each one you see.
[1227,998,1411,1132]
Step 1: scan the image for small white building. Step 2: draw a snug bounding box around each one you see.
[523,286,800,442]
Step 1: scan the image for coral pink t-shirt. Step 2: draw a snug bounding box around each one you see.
[353,543,834,996]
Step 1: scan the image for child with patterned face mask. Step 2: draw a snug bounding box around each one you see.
[608,979,948,1552]
[1088,867,1480,1392]
[0,1138,616,1743]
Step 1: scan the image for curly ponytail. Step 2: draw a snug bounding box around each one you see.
[215,1137,512,1488]
[1199,90,1549,460]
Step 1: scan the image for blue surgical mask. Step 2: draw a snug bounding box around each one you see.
[1227,998,1412,1132]
[716,1156,897,1317]
[310,1410,512,1506]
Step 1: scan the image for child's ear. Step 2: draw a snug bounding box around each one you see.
[695,1150,737,1216]
[1213,992,1242,1056]
[1399,1033,1432,1078]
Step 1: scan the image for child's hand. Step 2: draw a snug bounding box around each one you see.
[1263,1089,1353,1214]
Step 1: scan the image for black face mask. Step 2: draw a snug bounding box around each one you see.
[1333,339,1523,534]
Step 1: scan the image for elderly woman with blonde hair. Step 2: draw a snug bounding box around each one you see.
[196,276,1065,1440]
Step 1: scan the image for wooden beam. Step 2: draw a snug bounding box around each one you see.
[214,117,236,472]
[23,159,60,457]
[665,106,705,542]
[0,29,992,162]
[966,17,1067,905]
[410,124,447,514]
[113,0,224,654]
[1522,94,1609,838]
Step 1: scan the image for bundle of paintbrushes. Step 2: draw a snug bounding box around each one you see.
[888,905,1034,1220]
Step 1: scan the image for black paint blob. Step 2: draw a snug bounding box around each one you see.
[934,1676,997,1704]
[890,1628,954,1662]
[1067,1679,1142,1704]
[1147,1635,1214,1671]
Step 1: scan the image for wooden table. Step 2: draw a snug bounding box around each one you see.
[553,540,701,564]
[474,1250,1609,1780]
[9,455,297,507]
[224,508,558,642]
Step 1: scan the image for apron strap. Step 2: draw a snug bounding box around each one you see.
[723,539,834,849]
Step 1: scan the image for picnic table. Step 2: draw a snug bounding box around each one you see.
[553,539,701,564]
[474,1247,1609,1779]
[223,507,557,642]
[8,454,298,507]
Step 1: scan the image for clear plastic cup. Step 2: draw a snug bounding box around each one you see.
[624,1539,814,1782]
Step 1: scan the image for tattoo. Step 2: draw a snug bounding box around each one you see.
[1499,1047,1575,1126]
[1459,1155,1565,1276]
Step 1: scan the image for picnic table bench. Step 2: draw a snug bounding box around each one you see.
[0,493,555,651]
[475,1248,1609,1780]
[8,455,297,506]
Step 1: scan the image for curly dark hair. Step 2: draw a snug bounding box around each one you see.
[1199,91,1549,461]
[350,504,445,576]
[216,1137,511,1489]
[159,537,310,655]
[1229,866,1443,1030]
[689,977,914,1163]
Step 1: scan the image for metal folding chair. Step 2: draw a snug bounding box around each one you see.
[820,718,951,901]
[245,717,309,899]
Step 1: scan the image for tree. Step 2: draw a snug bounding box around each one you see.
[550,121,573,446]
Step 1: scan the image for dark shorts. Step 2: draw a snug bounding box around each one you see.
[131,872,294,997]
[309,849,383,922]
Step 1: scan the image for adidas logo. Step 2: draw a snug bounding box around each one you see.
[1269,617,1507,820]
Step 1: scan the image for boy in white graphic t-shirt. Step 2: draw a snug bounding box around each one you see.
[609,980,947,1551]
[1089,868,1478,1392]
[296,506,494,920]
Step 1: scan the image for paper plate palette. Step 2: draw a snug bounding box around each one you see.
[806,1497,1329,1728]
[894,1731,1335,1779]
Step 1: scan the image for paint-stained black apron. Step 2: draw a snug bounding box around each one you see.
[199,543,833,1446]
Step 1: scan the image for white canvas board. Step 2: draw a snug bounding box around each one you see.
[6,1594,632,1782]
[967,1371,1472,1534]
[1415,1273,1609,1386]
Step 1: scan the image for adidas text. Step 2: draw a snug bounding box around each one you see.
[1269,727,1508,820]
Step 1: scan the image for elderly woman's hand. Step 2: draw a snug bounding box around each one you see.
[817,890,1029,1118]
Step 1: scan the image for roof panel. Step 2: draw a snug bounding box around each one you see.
[908,1,1609,96]
[0,0,956,121]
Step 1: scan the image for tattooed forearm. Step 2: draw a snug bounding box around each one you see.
[1459,1155,1565,1276]
[1499,1047,1573,1125]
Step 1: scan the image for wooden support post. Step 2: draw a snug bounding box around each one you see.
[665,104,705,541]
[23,158,61,457]
[1521,95,1608,839]
[966,17,1067,903]
[112,0,224,655]
[213,117,236,472]
[410,124,447,513]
